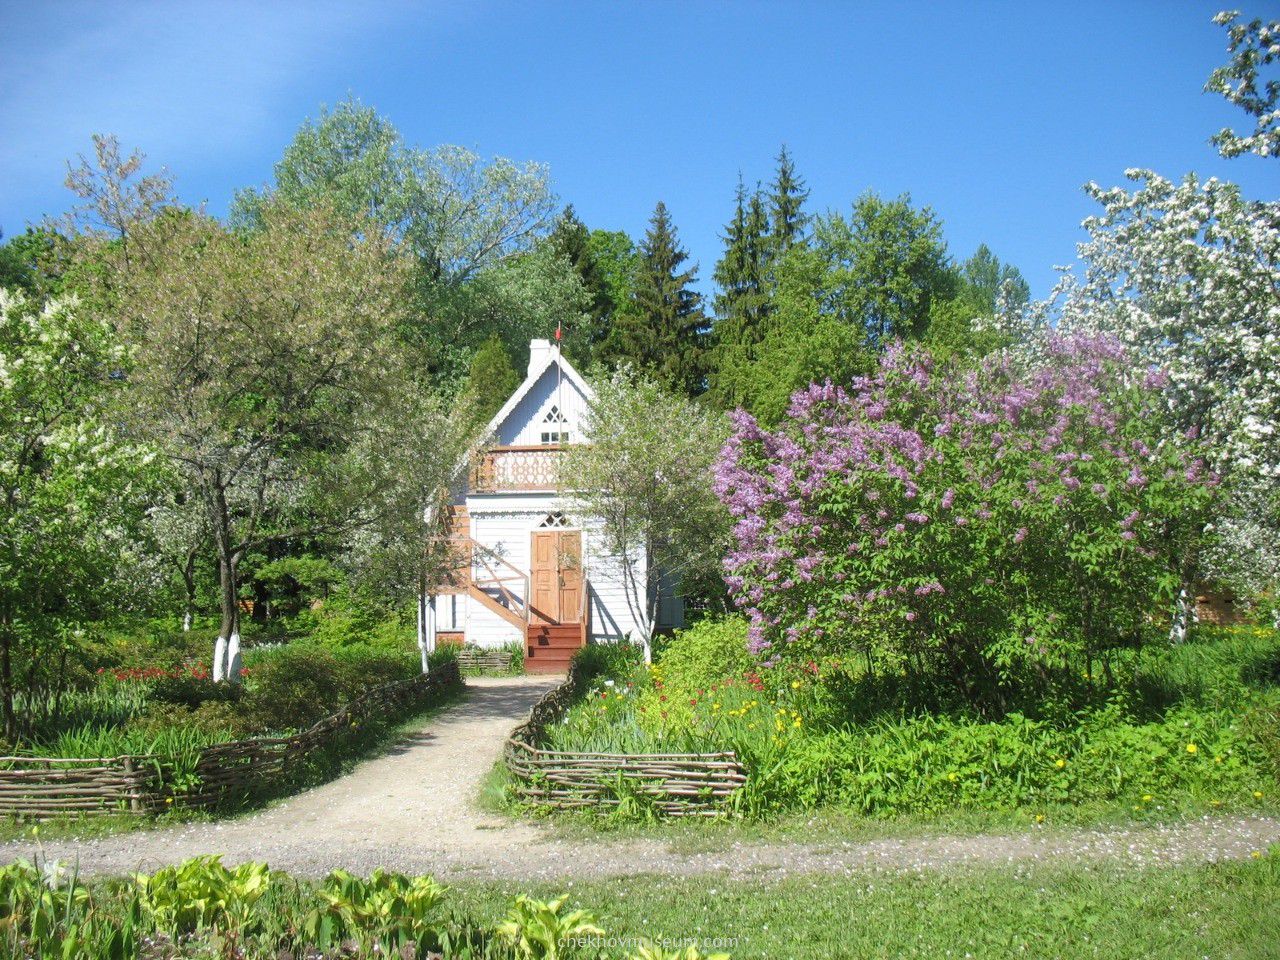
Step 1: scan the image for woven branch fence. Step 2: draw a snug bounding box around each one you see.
[0,661,461,820]
[504,661,747,817]
[454,649,520,673]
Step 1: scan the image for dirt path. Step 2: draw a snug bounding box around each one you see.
[4,675,1278,881]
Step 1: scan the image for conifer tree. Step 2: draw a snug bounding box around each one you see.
[712,179,772,341]
[611,201,708,396]
[548,205,612,365]
[767,145,810,257]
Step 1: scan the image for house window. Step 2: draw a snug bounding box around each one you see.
[540,405,568,444]
[539,511,572,528]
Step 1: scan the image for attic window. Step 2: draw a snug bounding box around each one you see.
[539,512,572,528]
[543,405,567,424]
[540,431,569,444]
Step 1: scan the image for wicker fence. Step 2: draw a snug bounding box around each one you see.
[0,661,461,820]
[454,649,520,674]
[504,662,748,816]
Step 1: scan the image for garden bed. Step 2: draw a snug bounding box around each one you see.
[505,656,748,816]
[0,661,460,819]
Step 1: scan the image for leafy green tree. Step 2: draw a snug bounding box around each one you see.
[607,202,708,395]
[0,229,59,295]
[561,369,729,662]
[812,192,956,346]
[232,98,562,366]
[0,289,159,736]
[107,198,463,680]
[583,228,640,366]
[463,334,521,423]
[767,145,809,258]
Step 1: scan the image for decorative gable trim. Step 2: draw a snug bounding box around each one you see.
[481,341,594,443]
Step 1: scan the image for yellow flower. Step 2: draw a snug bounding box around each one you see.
[1035,814,1044,823]
[1254,791,1264,799]
[1142,794,1153,802]
[1055,758,1066,769]
[1186,743,1198,754]
[793,718,801,728]
[165,797,174,804]
[1252,851,1263,859]
[947,772,957,782]
[791,680,801,689]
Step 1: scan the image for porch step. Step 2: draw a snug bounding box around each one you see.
[526,622,584,673]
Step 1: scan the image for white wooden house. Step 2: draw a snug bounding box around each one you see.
[417,339,683,673]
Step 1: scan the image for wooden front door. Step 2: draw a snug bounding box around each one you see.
[530,530,583,624]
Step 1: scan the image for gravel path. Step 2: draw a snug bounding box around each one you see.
[4,675,1277,881]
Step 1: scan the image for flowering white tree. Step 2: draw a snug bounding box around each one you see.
[1205,10,1280,160]
[0,289,158,736]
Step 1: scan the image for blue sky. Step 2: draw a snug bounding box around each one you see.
[2,0,1277,300]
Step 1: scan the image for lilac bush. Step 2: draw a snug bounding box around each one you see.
[714,336,1218,704]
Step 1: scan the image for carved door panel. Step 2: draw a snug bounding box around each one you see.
[531,532,559,624]
[557,531,583,624]
[531,530,583,625]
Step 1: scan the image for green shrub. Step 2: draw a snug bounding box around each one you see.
[574,641,643,683]
[241,648,353,731]
[654,616,754,700]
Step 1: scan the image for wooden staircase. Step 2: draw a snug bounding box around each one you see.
[525,622,585,673]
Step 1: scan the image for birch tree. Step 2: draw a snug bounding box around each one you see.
[561,369,729,662]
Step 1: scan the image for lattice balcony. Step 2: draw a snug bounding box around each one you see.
[470,444,563,492]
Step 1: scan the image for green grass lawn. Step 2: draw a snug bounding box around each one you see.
[448,854,1280,959]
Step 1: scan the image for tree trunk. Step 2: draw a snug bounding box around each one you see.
[181,551,197,633]
[1169,583,1195,644]
[0,610,14,741]
[208,479,241,683]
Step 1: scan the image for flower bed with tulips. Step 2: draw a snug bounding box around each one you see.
[539,621,1279,820]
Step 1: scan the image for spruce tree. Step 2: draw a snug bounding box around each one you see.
[612,201,708,396]
[713,179,772,342]
[767,144,810,257]
[548,205,612,365]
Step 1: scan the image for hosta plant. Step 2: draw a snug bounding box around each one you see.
[496,894,605,960]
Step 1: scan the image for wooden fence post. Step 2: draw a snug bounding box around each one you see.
[122,757,142,814]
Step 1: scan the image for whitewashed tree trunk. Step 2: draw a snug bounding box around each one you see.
[1169,585,1196,644]
[212,635,227,683]
[417,594,435,675]
[182,611,192,633]
[226,631,242,682]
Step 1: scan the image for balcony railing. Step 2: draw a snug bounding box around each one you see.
[470,444,563,493]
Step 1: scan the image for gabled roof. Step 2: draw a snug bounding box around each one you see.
[482,339,594,440]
